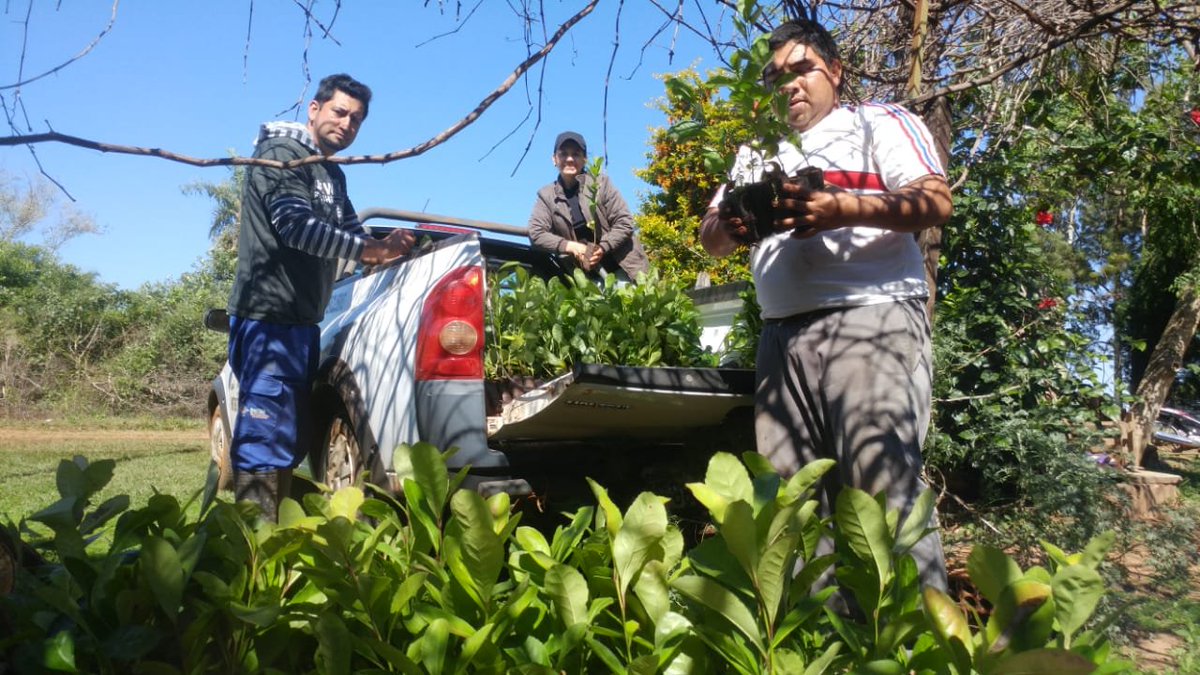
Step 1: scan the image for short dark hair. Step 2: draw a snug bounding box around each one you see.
[314,73,372,119]
[767,19,840,70]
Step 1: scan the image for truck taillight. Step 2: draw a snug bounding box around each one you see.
[417,266,484,380]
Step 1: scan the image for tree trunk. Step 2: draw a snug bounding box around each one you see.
[903,0,950,323]
[916,97,951,322]
[1122,282,1200,467]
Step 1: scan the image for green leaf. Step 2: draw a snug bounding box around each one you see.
[688,535,753,588]
[782,459,835,504]
[329,486,365,520]
[613,492,668,597]
[922,587,973,671]
[230,600,282,627]
[703,150,727,177]
[852,661,906,674]
[1077,531,1115,569]
[630,654,658,675]
[29,496,81,531]
[986,579,1054,653]
[99,624,160,662]
[141,536,184,622]
[834,488,892,582]
[704,452,753,502]
[634,559,671,626]
[514,526,552,555]
[756,535,796,628]
[418,617,451,675]
[1052,564,1104,642]
[686,482,731,524]
[801,642,843,675]
[316,612,352,675]
[587,477,624,538]
[721,500,758,578]
[54,456,109,502]
[460,622,497,669]
[740,451,776,477]
[894,489,936,555]
[586,634,627,673]
[43,631,78,673]
[449,489,504,603]
[666,119,704,142]
[79,494,129,537]
[404,479,442,554]
[672,575,765,654]
[545,563,590,628]
[967,545,1024,606]
[410,441,451,518]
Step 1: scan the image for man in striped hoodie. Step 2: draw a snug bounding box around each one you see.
[701,19,953,594]
[227,73,414,520]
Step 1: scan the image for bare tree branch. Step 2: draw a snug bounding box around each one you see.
[415,0,486,47]
[0,0,119,91]
[601,0,628,159]
[291,0,342,45]
[0,0,601,170]
[242,0,254,83]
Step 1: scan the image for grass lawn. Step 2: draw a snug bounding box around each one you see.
[0,417,210,524]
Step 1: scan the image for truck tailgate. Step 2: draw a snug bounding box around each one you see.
[488,365,754,441]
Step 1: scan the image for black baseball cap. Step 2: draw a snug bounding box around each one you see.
[554,131,587,154]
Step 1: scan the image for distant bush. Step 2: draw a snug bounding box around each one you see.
[0,241,230,417]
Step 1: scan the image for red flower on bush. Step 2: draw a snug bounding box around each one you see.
[1035,210,1053,226]
[1037,297,1058,310]
[1190,108,1200,128]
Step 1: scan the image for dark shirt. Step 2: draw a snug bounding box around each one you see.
[558,176,621,274]
[560,177,593,243]
[228,123,364,325]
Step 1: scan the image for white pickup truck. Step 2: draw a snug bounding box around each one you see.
[206,209,754,508]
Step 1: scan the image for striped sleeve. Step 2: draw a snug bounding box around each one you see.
[866,103,945,190]
[341,197,365,236]
[269,196,367,261]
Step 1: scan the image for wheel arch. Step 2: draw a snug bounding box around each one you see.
[312,358,386,488]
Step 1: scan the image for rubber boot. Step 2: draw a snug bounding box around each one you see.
[233,469,292,523]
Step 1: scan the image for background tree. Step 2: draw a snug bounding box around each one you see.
[636,69,755,288]
[0,170,99,251]
[182,163,244,254]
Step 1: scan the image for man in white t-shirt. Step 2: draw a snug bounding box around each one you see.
[700,18,953,593]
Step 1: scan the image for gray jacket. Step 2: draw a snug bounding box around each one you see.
[527,172,650,281]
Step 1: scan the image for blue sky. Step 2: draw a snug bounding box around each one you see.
[1,2,729,289]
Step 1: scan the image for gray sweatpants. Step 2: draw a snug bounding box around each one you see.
[755,298,948,591]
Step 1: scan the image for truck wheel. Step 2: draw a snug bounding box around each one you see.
[209,406,232,490]
[322,406,363,491]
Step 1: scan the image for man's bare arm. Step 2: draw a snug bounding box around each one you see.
[778,174,953,236]
[700,205,742,258]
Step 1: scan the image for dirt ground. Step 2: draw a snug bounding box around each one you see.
[0,427,205,446]
[1117,450,1200,673]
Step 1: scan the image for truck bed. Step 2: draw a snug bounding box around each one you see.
[489,364,755,441]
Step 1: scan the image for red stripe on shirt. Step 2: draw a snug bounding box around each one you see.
[823,170,885,191]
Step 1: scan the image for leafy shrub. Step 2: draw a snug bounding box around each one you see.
[1,451,1132,673]
[485,264,715,380]
[719,282,762,369]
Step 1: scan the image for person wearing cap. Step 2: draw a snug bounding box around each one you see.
[527,131,650,283]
